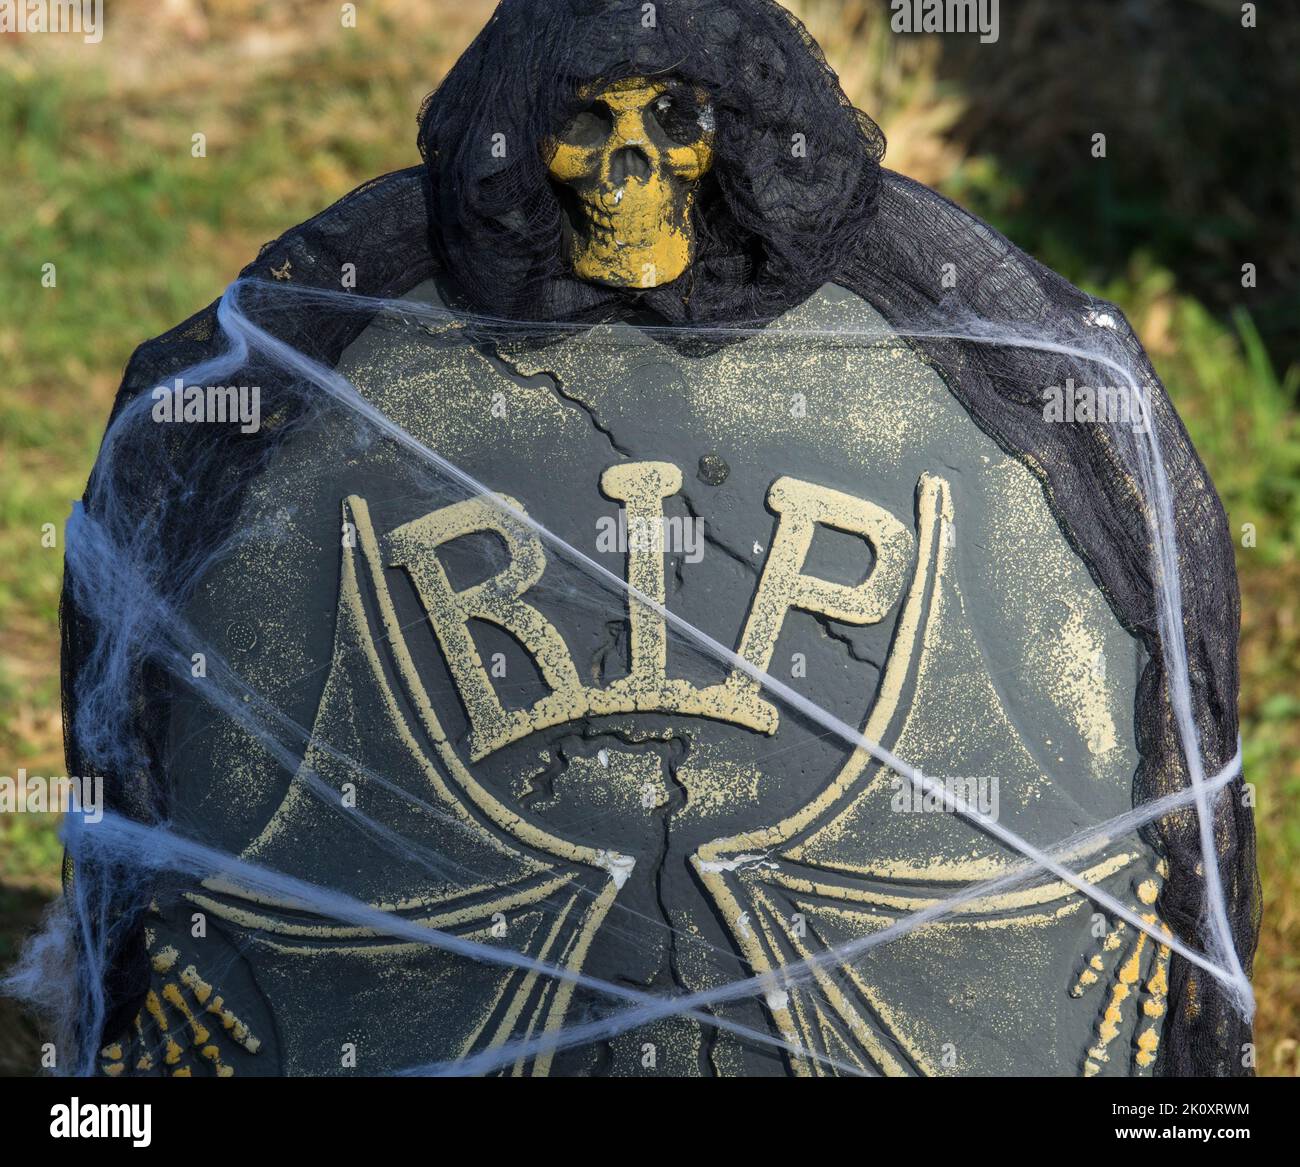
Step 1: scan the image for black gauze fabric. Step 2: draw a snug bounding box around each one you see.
[416,0,883,325]
[63,0,1257,1075]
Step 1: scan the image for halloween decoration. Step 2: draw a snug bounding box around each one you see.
[545,77,716,287]
[30,0,1256,1078]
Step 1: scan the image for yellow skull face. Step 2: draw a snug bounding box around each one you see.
[545,78,715,289]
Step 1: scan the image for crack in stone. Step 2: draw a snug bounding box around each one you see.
[486,344,635,459]
[587,617,630,687]
[811,612,885,669]
[680,491,760,578]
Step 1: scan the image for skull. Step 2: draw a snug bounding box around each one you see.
[545,78,715,289]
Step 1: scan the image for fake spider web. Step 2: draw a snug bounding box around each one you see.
[7,273,1255,1078]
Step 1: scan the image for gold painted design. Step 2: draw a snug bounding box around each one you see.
[1073,870,1173,1076]
[388,465,912,760]
[235,467,1151,1075]
[544,78,714,288]
[169,282,1161,1075]
[689,475,1153,1075]
[193,495,633,1075]
[711,474,913,728]
[191,466,926,1073]
[100,944,261,1077]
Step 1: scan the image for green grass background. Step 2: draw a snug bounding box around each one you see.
[1,0,1296,1074]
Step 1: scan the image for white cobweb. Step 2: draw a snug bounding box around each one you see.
[7,277,1253,1077]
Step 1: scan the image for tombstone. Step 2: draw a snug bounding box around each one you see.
[57,0,1256,1077]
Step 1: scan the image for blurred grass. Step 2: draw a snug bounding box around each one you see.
[0,0,1296,1076]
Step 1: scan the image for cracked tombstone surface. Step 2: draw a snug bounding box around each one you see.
[134,279,1166,1078]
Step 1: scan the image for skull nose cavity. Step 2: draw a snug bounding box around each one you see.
[610,145,652,185]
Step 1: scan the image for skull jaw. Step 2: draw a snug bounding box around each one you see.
[566,183,696,289]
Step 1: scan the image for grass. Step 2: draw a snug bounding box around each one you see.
[1,0,1295,1076]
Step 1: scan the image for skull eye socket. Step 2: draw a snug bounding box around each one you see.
[560,102,614,148]
[647,91,711,146]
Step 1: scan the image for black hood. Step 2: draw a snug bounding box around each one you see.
[416,0,883,324]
